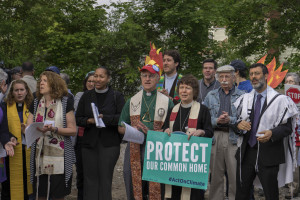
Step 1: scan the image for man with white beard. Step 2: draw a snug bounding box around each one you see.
[203,65,245,200]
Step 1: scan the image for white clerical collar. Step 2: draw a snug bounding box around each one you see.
[181,101,193,108]
[165,73,177,79]
[95,87,109,93]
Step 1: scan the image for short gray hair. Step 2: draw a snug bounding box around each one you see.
[60,73,70,85]
[286,72,300,85]
[0,68,8,83]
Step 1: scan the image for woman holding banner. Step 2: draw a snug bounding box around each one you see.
[164,74,213,200]
[0,80,33,200]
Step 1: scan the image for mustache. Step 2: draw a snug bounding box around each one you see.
[221,81,229,84]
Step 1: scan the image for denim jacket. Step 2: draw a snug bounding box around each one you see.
[203,86,245,144]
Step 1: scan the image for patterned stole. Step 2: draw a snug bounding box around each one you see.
[7,103,33,199]
[157,74,182,101]
[129,90,169,200]
[166,101,201,200]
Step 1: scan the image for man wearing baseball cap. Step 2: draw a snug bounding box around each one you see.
[230,59,253,93]
[118,53,174,200]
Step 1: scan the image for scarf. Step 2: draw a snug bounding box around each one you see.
[7,103,32,199]
[166,101,200,199]
[157,74,182,101]
[129,90,169,200]
[34,97,64,199]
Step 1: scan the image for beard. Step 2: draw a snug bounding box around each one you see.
[251,77,265,90]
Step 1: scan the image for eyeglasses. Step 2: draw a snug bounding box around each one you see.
[141,74,157,79]
[285,80,295,84]
[249,72,262,76]
[218,75,231,80]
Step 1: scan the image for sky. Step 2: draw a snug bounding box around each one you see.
[96,0,129,6]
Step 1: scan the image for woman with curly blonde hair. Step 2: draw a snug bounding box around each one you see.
[0,80,33,200]
[26,71,76,200]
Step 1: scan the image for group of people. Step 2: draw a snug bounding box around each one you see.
[0,46,298,200]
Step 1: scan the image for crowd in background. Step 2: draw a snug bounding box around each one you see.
[0,50,299,200]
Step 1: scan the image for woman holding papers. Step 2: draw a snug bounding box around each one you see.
[26,71,76,200]
[75,66,125,200]
[0,80,33,200]
[164,75,213,200]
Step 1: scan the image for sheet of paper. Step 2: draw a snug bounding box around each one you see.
[122,122,144,144]
[25,122,44,149]
[0,144,6,158]
[91,103,106,128]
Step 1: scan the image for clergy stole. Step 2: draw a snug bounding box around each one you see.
[166,101,201,200]
[7,103,33,199]
[130,90,169,200]
[157,74,182,101]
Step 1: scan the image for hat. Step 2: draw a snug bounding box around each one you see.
[45,66,60,74]
[11,66,22,74]
[216,65,235,73]
[230,59,246,71]
[140,64,160,76]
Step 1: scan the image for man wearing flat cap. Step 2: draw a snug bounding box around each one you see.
[203,65,245,200]
[230,59,253,93]
[118,53,174,200]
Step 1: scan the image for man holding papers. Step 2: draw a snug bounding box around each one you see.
[118,45,174,200]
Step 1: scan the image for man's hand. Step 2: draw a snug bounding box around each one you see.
[257,130,272,143]
[137,121,149,134]
[217,111,230,124]
[159,89,169,96]
[164,128,171,136]
[237,120,251,131]
[5,141,16,157]
[187,129,205,140]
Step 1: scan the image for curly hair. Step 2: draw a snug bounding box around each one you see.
[36,71,68,100]
[5,80,33,108]
[176,74,199,100]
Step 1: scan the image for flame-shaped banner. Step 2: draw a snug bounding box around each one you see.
[144,42,163,76]
[256,54,288,88]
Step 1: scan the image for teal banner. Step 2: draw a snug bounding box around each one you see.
[142,130,212,190]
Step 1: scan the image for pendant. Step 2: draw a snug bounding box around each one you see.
[142,112,151,122]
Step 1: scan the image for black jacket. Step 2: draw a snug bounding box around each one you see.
[75,88,125,148]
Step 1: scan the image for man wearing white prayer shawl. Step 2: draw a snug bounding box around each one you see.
[234,63,299,200]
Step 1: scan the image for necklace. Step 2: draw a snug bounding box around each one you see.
[199,79,217,102]
[179,106,191,132]
[142,92,157,122]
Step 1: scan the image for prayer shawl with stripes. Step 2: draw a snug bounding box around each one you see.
[234,86,299,187]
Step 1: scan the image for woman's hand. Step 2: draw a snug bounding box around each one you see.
[87,118,95,124]
[21,123,26,134]
[37,124,54,133]
[5,141,16,157]
[10,137,19,145]
[164,128,172,136]
[187,129,205,140]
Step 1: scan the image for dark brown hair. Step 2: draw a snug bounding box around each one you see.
[177,74,199,100]
[36,71,68,100]
[5,80,33,108]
